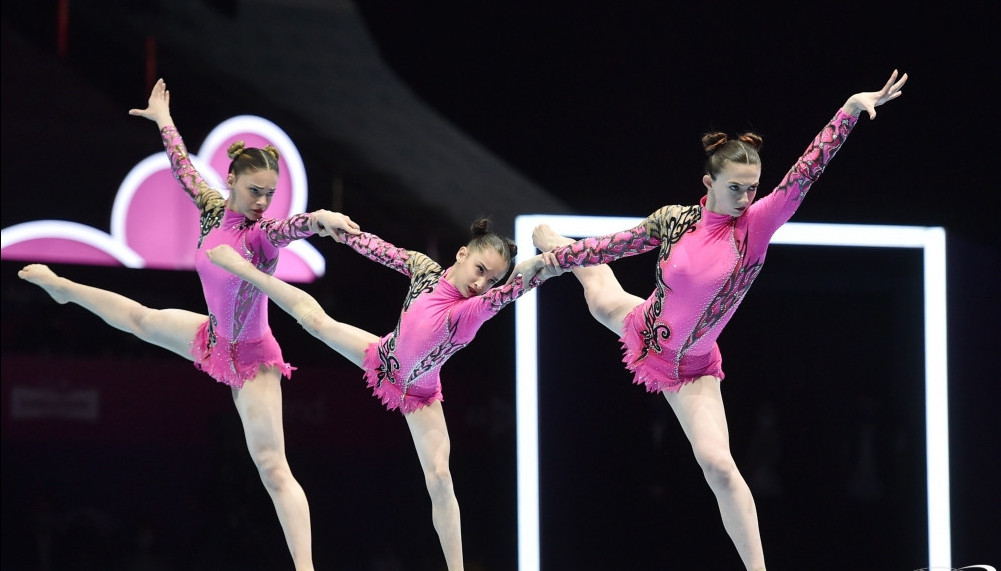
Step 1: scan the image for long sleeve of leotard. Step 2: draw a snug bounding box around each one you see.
[550,204,701,270]
[161,126,227,216]
[747,108,858,238]
[342,232,436,277]
[258,215,315,247]
[462,273,547,319]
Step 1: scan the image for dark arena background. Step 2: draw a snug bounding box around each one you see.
[2,1,998,570]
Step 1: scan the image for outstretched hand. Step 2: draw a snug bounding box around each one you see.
[128,78,173,128]
[505,251,563,286]
[844,69,908,120]
[311,210,361,242]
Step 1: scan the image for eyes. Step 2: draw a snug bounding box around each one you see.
[249,187,277,198]
[476,263,501,286]
[729,184,758,194]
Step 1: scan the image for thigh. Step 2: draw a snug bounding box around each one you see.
[580,265,644,335]
[595,292,645,336]
[662,375,730,452]
[232,367,286,454]
[141,308,207,360]
[404,401,451,471]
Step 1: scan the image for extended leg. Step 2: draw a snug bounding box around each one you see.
[18,264,204,358]
[206,246,377,366]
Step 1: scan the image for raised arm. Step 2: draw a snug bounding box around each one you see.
[129,78,222,219]
[751,69,908,234]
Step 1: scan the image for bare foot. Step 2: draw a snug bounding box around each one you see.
[18,264,73,304]
[205,245,250,275]
[532,224,574,251]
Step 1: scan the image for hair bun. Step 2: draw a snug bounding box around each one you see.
[263,144,281,161]
[470,218,492,238]
[226,141,247,160]
[701,132,729,155]
[737,132,763,150]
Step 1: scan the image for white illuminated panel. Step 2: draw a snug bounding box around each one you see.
[514,214,949,570]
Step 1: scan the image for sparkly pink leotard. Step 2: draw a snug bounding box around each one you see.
[551,108,858,392]
[343,232,543,413]
[161,126,315,388]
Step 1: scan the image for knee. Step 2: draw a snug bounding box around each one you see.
[131,305,159,336]
[694,448,739,489]
[581,272,625,319]
[582,278,609,311]
[423,463,455,502]
[298,309,328,338]
[251,449,294,491]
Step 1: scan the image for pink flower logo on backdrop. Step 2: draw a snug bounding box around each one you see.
[0,116,324,282]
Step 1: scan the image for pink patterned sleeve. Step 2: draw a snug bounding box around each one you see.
[161,126,225,214]
[475,274,546,315]
[551,219,661,270]
[343,232,415,277]
[751,108,858,233]
[259,214,315,247]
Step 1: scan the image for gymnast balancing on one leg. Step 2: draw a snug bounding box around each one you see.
[519,70,907,570]
[19,77,361,570]
[206,219,560,571]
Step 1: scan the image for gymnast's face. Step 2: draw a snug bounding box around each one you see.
[703,162,760,217]
[448,245,509,298]
[226,168,279,221]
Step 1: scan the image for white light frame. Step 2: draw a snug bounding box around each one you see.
[513,214,950,570]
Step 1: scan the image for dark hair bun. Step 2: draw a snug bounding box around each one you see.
[470,218,492,238]
[701,132,728,155]
[737,132,763,150]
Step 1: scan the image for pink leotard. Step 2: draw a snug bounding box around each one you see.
[343,232,543,413]
[551,108,858,392]
[161,126,315,388]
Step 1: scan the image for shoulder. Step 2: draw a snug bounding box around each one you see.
[645,204,700,230]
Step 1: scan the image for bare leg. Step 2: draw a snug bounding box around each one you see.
[18,264,204,358]
[20,264,318,568]
[532,225,643,335]
[405,401,463,570]
[206,246,377,366]
[663,376,765,570]
[233,367,314,571]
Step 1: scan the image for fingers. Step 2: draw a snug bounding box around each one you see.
[314,211,361,235]
[342,215,361,234]
[880,69,898,93]
[880,70,907,99]
[891,71,908,91]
